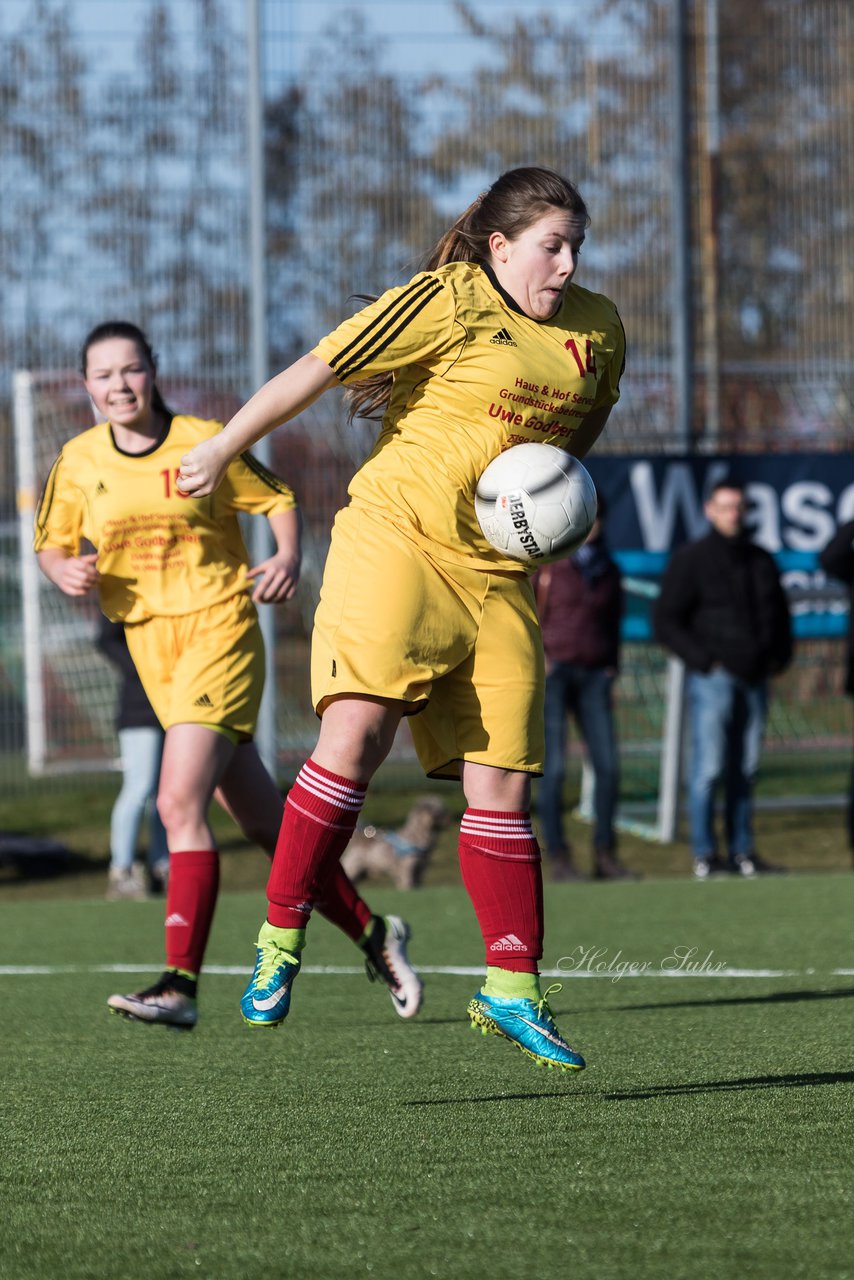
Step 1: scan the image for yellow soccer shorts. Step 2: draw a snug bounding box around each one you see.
[124,592,265,740]
[311,503,545,779]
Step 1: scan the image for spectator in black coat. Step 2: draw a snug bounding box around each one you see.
[818,519,854,866]
[97,617,168,899]
[653,479,793,879]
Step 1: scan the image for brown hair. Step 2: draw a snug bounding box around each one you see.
[347,167,589,421]
[80,320,173,418]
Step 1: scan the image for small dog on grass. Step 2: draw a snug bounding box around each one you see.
[340,795,451,890]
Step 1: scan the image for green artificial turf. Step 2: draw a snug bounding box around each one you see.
[1,877,852,1280]
[1,764,852,905]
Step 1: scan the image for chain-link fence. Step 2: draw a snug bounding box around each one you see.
[1,0,851,803]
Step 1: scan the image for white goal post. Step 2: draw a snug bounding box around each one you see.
[15,371,49,775]
[14,370,121,775]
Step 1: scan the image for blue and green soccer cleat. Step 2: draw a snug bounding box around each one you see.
[467,983,586,1071]
[240,924,302,1028]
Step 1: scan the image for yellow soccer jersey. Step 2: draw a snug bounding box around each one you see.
[34,415,297,623]
[313,260,625,571]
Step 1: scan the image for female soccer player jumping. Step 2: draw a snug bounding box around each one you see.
[34,321,422,1029]
[178,167,625,1070]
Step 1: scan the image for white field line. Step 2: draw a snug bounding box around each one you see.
[1,964,853,979]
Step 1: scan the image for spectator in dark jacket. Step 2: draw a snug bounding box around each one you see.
[654,479,793,879]
[533,497,637,881]
[818,519,854,866]
[97,616,168,899]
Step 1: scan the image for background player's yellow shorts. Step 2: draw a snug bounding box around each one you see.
[311,503,545,779]
[125,593,264,739]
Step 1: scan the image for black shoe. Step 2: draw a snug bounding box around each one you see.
[593,849,641,881]
[547,852,586,882]
[731,853,786,876]
[146,858,170,896]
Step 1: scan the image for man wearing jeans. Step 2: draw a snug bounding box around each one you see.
[654,479,793,879]
[534,497,637,881]
[819,519,854,869]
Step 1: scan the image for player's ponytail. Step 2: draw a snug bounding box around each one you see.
[423,192,489,270]
[346,167,589,422]
[80,320,174,418]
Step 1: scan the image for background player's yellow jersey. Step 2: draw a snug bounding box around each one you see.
[34,415,297,623]
[313,260,625,571]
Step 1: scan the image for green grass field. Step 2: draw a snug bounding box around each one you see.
[1,873,852,1280]
[1,755,852,902]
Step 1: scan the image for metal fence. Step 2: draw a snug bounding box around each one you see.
[1,0,851,802]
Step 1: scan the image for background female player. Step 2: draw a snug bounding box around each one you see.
[178,167,625,1071]
[34,320,422,1029]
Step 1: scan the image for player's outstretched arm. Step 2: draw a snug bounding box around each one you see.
[37,549,99,597]
[248,508,302,604]
[177,354,339,498]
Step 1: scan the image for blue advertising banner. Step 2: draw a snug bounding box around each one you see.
[582,453,854,640]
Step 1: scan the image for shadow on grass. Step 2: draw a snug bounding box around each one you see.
[0,841,101,882]
[404,1090,576,1106]
[608,986,854,1012]
[403,1069,854,1107]
[599,1069,854,1100]
[0,831,255,889]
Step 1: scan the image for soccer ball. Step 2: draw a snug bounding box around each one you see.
[474,442,598,563]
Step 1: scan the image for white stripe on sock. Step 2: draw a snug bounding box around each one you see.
[461,812,534,840]
[287,798,359,832]
[296,762,366,811]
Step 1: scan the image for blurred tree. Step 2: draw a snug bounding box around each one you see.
[83,0,248,389]
[419,0,674,441]
[267,9,443,346]
[0,0,90,373]
[264,81,302,373]
[715,0,853,363]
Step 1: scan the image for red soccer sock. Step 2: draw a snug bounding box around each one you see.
[458,809,543,974]
[164,848,220,976]
[315,862,374,943]
[266,759,367,929]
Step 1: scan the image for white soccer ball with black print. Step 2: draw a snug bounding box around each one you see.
[474,442,598,563]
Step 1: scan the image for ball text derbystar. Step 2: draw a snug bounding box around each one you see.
[508,494,544,558]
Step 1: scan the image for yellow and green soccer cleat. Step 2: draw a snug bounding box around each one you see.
[240,922,302,1028]
[467,983,585,1071]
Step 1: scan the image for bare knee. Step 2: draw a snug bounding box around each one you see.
[314,697,403,780]
[157,784,204,837]
[460,763,532,812]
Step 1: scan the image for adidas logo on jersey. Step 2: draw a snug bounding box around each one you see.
[95,480,108,495]
[193,693,214,708]
[490,933,527,952]
[490,328,517,347]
